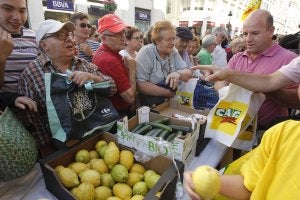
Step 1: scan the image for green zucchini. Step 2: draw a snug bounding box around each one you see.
[157,130,170,140]
[149,122,172,132]
[165,132,176,141]
[167,131,183,142]
[151,129,164,137]
[168,125,192,134]
[145,128,162,136]
[152,117,170,124]
[134,124,152,135]
[131,123,146,133]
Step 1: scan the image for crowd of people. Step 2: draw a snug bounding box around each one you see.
[1,0,300,198]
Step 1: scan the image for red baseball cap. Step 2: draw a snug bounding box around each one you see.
[98,14,128,33]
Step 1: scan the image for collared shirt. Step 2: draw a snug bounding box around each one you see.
[93,44,132,111]
[197,48,213,65]
[278,56,300,84]
[182,50,193,67]
[77,39,100,62]
[0,27,39,93]
[18,53,116,149]
[136,43,187,84]
[212,44,227,67]
[228,43,298,126]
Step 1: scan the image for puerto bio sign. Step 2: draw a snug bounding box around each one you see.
[47,0,74,11]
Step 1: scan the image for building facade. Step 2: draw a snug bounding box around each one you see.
[26,0,166,33]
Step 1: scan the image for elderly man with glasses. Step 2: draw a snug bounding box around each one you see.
[93,14,137,118]
[18,19,116,157]
[70,12,99,62]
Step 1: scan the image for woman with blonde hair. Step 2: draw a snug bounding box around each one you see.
[135,20,192,107]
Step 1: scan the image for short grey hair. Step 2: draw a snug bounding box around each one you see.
[202,34,217,48]
[211,27,227,37]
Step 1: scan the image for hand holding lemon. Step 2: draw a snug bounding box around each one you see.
[184,165,221,200]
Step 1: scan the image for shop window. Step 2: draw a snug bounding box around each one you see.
[166,0,172,13]
[182,0,191,11]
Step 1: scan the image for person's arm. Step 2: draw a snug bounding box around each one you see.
[137,81,175,98]
[119,56,136,105]
[184,172,251,200]
[266,88,300,109]
[0,27,14,88]
[192,65,294,92]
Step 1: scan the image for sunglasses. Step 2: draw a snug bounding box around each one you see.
[42,32,74,41]
[78,23,92,29]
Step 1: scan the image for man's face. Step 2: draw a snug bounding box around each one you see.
[0,0,27,34]
[242,16,274,55]
[102,30,126,53]
[74,18,91,41]
[175,37,190,54]
[42,29,76,59]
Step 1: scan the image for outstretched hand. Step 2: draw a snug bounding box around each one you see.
[184,171,202,200]
[191,65,229,82]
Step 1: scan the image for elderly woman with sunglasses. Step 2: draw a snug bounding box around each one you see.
[135,20,192,108]
[18,20,116,157]
[70,12,99,62]
[119,26,143,59]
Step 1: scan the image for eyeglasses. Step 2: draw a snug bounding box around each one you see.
[131,36,143,40]
[42,32,74,41]
[78,23,92,29]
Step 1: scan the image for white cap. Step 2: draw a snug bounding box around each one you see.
[35,19,75,44]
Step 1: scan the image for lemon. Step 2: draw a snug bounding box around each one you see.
[133,182,148,196]
[71,182,95,200]
[130,163,145,175]
[79,169,101,187]
[89,150,99,159]
[57,167,80,188]
[126,172,144,187]
[95,186,113,200]
[90,158,109,174]
[54,165,64,173]
[120,150,134,170]
[111,164,129,183]
[192,165,221,200]
[69,162,88,175]
[101,173,115,188]
[113,183,132,200]
[95,140,107,152]
[130,195,144,200]
[145,173,160,189]
[104,142,120,169]
[144,170,156,180]
[75,149,90,163]
[99,145,107,158]
[106,197,122,200]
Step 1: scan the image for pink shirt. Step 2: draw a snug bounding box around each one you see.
[228,43,298,126]
[278,56,300,84]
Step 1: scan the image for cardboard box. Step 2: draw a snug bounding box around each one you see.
[40,132,183,200]
[155,100,211,157]
[117,107,200,162]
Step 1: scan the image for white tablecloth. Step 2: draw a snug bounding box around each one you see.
[0,139,227,200]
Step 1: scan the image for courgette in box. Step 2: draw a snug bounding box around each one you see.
[131,123,146,133]
[168,124,192,134]
[152,117,170,124]
[149,122,172,132]
[134,124,152,135]
[144,128,162,136]
[166,131,183,142]
[157,130,170,140]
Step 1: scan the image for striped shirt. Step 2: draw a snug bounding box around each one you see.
[78,39,100,62]
[0,27,38,93]
[18,53,117,150]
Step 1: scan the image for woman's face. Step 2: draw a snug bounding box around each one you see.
[155,29,176,57]
[126,31,143,51]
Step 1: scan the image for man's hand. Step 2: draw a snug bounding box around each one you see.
[191,65,229,82]
[184,171,201,200]
[166,71,180,90]
[79,43,93,57]
[0,27,14,62]
[15,96,38,112]
[68,71,99,86]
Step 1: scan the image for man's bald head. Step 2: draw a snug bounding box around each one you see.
[245,9,274,30]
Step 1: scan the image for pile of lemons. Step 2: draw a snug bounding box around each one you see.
[55,140,161,200]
